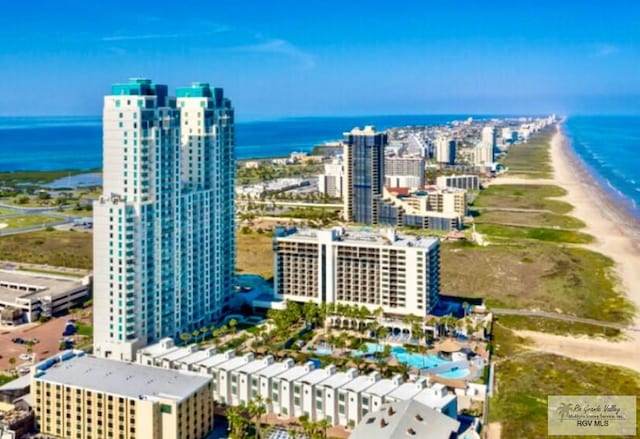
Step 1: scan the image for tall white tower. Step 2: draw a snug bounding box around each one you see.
[93,79,234,361]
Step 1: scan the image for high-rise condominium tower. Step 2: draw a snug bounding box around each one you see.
[93,79,234,361]
[342,126,386,225]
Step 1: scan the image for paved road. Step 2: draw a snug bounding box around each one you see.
[492,308,639,331]
[241,200,342,208]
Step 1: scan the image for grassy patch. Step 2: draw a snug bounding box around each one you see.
[440,241,634,324]
[489,352,640,438]
[473,209,586,229]
[236,230,274,279]
[497,315,622,339]
[0,374,15,385]
[473,184,572,214]
[475,223,594,244]
[0,214,62,229]
[61,208,94,217]
[0,230,92,268]
[491,322,532,358]
[0,207,16,216]
[76,321,93,337]
[500,128,554,179]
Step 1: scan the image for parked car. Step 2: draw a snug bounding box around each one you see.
[11,337,26,344]
[19,353,32,361]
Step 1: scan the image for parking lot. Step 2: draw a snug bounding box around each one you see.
[0,317,71,372]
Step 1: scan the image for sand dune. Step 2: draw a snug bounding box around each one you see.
[496,126,640,326]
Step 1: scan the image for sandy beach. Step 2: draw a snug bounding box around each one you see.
[497,125,640,327]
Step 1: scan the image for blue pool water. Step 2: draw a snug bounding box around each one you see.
[353,343,453,369]
[437,368,470,379]
[314,348,333,356]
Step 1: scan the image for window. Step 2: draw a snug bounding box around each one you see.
[160,404,172,414]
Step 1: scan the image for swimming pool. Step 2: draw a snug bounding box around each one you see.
[437,367,470,379]
[352,343,452,369]
[314,348,333,356]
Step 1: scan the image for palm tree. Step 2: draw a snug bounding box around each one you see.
[192,329,200,343]
[200,326,209,342]
[8,357,16,375]
[227,404,249,439]
[179,333,191,346]
[317,418,331,439]
[462,301,469,318]
[248,396,267,439]
[229,318,238,334]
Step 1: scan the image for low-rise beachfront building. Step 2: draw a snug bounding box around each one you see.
[215,353,255,405]
[271,362,316,418]
[383,377,428,403]
[32,354,214,439]
[359,375,404,418]
[315,368,358,425]
[134,340,464,430]
[232,355,274,406]
[349,399,460,439]
[414,383,458,418]
[337,372,381,428]
[296,366,335,419]
[196,350,236,375]
[254,358,296,406]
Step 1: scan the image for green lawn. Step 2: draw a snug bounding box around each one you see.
[475,223,594,244]
[0,374,15,385]
[441,241,635,326]
[473,209,586,229]
[0,230,92,268]
[0,214,62,229]
[0,207,16,216]
[473,184,572,214]
[62,208,94,217]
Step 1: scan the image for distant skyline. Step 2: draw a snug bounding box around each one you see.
[1,0,639,119]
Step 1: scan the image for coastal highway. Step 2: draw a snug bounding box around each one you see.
[492,308,639,332]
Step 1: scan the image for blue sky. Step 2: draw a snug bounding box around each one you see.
[0,0,638,119]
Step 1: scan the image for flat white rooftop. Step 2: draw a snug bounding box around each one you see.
[35,355,211,402]
[299,368,333,386]
[385,382,425,401]
[319,370,357,389]
[255,360,295,379]
[278,227,438,249]
[234,357,274,375]
[362,378,402,398]
[0,270,87,304]
[275,363,314,382]
[340,374,379,393]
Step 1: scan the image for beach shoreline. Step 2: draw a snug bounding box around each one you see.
[543,125,640,324]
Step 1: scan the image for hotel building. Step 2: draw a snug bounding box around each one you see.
[342,126,386,225]
[273,227,440,316]
[384,157,425,189]
[318,161,344,198]
[93,79,234,361]
[31,353,213,439]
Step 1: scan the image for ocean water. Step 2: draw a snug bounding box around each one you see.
[564,116,640,220]
[0,114,465,172]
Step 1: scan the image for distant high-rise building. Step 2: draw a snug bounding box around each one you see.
[93,79,235,361]
[342,126,386,225]
[435,136,456,165]
[318,161,344,198]
[384,157,425,189]
[481,126,497,149]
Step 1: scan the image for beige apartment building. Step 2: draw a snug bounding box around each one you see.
[31,355,213,439]
[274,227,440,316]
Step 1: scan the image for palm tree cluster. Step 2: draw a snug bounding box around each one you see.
[226,396,269,439]
[297,414,331,439]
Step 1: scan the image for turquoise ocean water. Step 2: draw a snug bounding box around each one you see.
[564,116,640,220]
[1,115,638,220]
